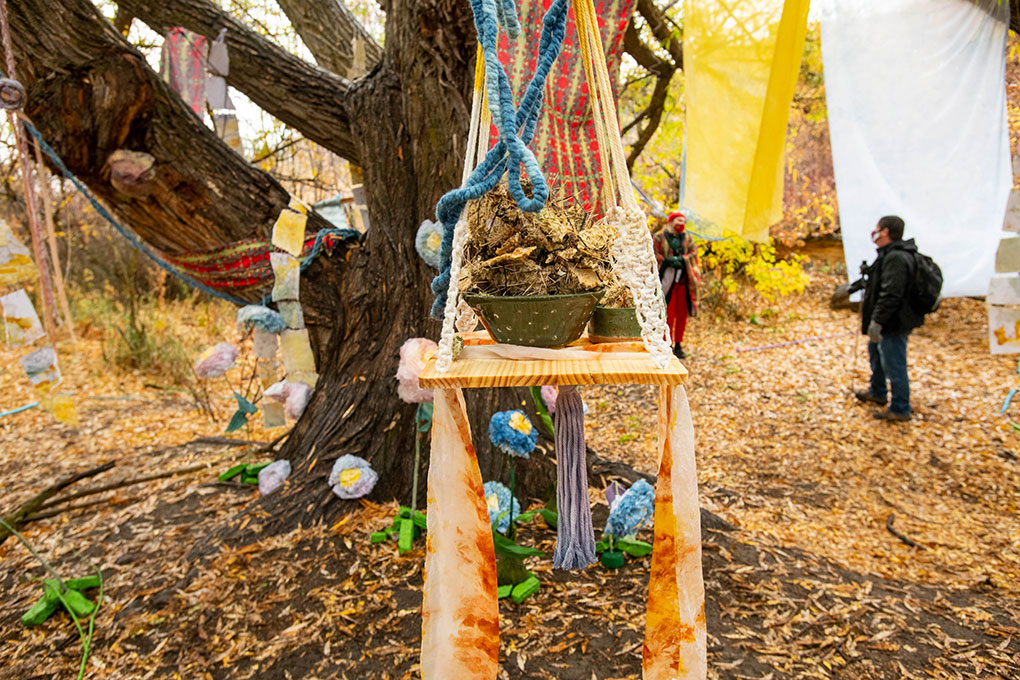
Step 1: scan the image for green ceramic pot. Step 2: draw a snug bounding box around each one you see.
[465,291,601,348]
[588,306,642,343]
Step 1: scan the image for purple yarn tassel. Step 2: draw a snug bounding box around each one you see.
[553,385,595,569]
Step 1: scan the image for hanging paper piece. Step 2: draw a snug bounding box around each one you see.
[159,27,208,116]
[0,220,35,285]
[206,28,244,154]
[988,305,1020,354]
[497,0,635,218]
[682,0,810,242]
[252,327,278,359]
[1003,190,1020,234]
[280,329,316,375]
[988,276,1020,306]
[995,235,1020,274]
[277,300,304,330]
[272,197,308,257]
[20,345,61,392]
[819,0,1010,297]
[1,289,45,347]
[41,391,78,426]
[270,252,300,301]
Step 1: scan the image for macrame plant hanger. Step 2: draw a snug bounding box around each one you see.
[420,0,706,677]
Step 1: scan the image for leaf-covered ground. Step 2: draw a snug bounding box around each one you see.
[1,267,1018,679]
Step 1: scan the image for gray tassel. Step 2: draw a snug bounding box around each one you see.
[553,385,596,569]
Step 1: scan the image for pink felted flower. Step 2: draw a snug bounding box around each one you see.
[541,385,559,414]
[194,342,238,379]
[396,337,437,403]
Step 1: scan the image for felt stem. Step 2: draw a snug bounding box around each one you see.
[552,385,595,569]
[411,427,421,512]
[508,455,516,541]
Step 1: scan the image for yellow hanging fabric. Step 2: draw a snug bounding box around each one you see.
[683,0,810,242]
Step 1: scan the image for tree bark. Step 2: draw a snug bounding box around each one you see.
[275,0,383,77]
[12,0,554,531]
[9,0,335,257]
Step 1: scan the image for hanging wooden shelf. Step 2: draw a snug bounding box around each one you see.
[418,332,688,389]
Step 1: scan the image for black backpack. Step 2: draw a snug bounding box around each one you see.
[909,251,943,315]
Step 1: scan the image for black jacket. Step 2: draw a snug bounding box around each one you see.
[861,238,924,336]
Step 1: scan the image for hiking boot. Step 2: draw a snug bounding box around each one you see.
[673,344,686,359]
[874,410,911,422]
[854,390,887,406]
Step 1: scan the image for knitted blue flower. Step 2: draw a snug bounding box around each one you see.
[236,305,286,334]
[604,479,655,539]
[488,410,538,458]
[415,220,444,269]
[483,480,521,535]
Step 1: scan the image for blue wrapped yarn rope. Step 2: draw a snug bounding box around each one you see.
[429,0,570,318]
[553,385,596,569]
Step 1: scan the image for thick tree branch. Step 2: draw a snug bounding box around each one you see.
[635,0,682,69]
[116,0,359,163]
[626,67,672,171]
[276,0,383,77]
[9,0,339,258]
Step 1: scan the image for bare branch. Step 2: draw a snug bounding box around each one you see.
[116,0,359,162]
[635,0,682,68]
[276,0,383,77]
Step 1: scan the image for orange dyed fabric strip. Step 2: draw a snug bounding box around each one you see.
[421,388,499,679]
[643,386,706,679]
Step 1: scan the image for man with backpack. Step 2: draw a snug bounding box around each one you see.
[854,215,941,421]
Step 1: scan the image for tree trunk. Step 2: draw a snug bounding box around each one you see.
[12,0,557,532]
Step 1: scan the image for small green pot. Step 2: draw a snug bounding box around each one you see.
[600,550,625,569]
[465,292,601,348]
[588,306,642,343]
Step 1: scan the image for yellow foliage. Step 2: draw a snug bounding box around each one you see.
[698,231,810,304]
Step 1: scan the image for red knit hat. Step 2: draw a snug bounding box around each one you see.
[667,211,685,222]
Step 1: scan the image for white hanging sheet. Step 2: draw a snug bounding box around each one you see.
[818,0,1011,297]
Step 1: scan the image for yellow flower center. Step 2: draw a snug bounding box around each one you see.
[508,411,532,435]
[426,231,442,252]
[339,468,362,487]
[486,493,500,512]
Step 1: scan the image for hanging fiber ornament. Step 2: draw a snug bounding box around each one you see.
[553,385,596,569]
[236,304,286,334]
[0,78,24,110]
[429,0,570,319]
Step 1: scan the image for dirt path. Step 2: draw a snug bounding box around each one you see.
[1,268,1018,678]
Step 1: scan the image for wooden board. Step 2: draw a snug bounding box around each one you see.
[419,334,688,388]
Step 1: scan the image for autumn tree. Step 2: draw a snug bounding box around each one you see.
[11,0,1017,532]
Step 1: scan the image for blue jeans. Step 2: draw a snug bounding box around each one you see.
[868,333,910,415]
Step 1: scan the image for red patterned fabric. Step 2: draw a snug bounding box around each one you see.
[164,234,337,290]
[497,0,636,218]
[159,28,208,116]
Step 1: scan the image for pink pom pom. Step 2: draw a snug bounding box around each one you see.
[284,381,313,419]
[194,342,238,379]
[396,337,437,403]
[541,385,559,414]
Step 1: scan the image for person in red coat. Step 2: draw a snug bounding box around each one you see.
[653,211,700,359]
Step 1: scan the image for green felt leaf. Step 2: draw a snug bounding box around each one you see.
[370,531,389,544]
[618,538,653,557]
[233,391,258,414]
[415,402,434,432]
[492,531,542,558]
[398,518,414,553]
[529,386,554,436]
[225,409,249,433]
[497,585,513,599]
[218,463,246,482]
[510,575,541,604]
